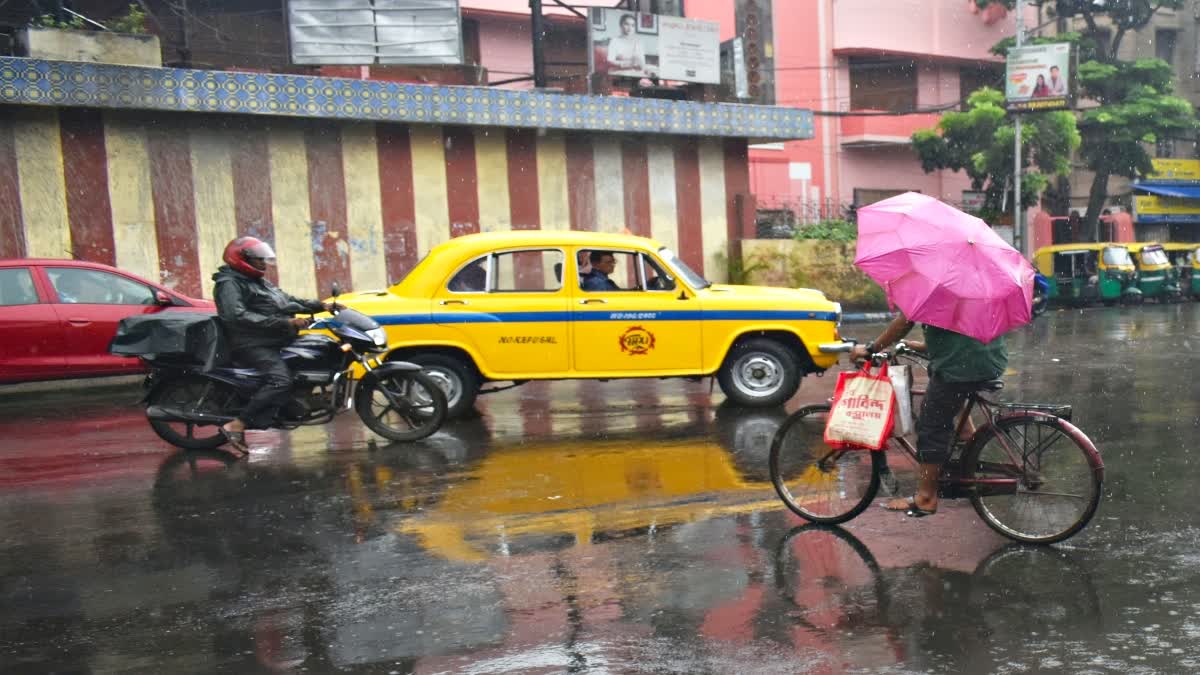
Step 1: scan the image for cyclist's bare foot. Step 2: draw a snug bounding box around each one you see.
[884,495,938,516]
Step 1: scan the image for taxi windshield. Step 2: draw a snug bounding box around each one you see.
[1140,247,1169,266]
[1103,247,1133,266]
[658,247,710,288]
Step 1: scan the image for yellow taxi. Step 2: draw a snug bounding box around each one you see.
[336,231,843,417]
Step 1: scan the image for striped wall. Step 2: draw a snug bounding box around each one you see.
[0,106,750,299]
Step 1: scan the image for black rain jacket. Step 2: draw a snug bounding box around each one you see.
[212,266,324,350]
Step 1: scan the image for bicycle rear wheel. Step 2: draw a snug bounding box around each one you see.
[963,415,1102,544]
[769,404,883,524]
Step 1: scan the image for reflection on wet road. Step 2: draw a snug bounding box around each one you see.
[1,304,1199,672]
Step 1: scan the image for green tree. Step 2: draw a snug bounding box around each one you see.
[978,0,1196,240]
[912,87,1079,223]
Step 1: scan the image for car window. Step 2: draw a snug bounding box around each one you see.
[579,250,641,292]
[493,249,564,292]
[638,253,677,292]
[47,267,156,305]
[0,268,39,306]
[447,255,488,293]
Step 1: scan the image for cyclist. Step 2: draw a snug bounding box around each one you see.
[851,312,1008,517]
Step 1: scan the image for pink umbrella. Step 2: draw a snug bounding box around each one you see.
[854,192,1035,343]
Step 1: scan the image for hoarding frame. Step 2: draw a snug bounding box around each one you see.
[1004,42,1074,113]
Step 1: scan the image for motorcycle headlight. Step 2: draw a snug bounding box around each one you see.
[366,327,387,347]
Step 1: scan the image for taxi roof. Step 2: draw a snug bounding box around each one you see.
[428,230,665,254]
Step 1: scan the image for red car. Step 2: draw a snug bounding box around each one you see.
[0,259,215,383]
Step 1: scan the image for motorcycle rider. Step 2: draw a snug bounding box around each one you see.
[213,237,333,456]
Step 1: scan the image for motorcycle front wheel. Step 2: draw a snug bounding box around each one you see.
[354,371,448,442]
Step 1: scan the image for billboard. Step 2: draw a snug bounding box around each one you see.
[1004,43,1072,112]
[287,0,463,66]
[1133,195,1200,223]
[588,8,720,84]
[1145,158,1200,183]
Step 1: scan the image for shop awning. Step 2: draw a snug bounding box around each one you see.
[1132,183,1200,198]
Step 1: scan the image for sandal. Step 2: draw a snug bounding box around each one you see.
[221,428,249,458]
[882,496,938,518]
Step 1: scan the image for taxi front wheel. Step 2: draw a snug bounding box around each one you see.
[400,353,480,419]
[716,338,801,408]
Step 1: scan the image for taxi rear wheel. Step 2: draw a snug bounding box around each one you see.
[402,353,480,419]
[716,338,801,408]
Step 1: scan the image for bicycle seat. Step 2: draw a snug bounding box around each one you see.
[976,379,1004,392]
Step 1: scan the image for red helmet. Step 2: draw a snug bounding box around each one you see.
[222,236,276,279]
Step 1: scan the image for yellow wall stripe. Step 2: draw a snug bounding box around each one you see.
[646,140,678,251]
[410,125,449,257]
[592,136,624,233]
[12,108,70,259]
[104,114,159,282]
[341,123,388,292]
[189,126,236,297]
[267,124,317,298]
[536,131,570,231]
[698,139,728,283]
[473,128,511,232]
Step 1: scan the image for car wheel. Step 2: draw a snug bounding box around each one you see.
[400,353,480,419]
[716,338,801,408]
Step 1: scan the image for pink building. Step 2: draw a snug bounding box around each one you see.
[685,0,1020,221]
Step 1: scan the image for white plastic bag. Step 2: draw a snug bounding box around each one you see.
[888,364,915,437]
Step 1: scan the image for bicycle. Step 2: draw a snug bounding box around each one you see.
[768,341,1105,544]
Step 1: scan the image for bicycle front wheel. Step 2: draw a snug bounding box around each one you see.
[963,415,1102,544]
[769,404,883,524]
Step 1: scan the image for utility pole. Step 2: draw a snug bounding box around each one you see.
[1013,0,1024,256]
[530,0,546,88]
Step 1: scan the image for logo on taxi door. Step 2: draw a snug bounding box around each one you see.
[619,326,655,355]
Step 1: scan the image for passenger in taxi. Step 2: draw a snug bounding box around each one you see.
[581,250,620,291]
[448,260,487,292]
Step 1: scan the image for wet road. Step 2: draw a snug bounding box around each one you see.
[1,303,1198,673]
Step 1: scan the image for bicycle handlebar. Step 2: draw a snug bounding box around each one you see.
[818,339,928,365]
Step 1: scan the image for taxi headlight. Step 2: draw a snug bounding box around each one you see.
[366,327,387,347]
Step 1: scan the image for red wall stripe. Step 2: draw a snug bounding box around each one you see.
[58,109,115,265]
[673,139,704,274]
[146,125,202,297]
[506,128,541,230]
[723,139,753,253]
[230,121,277,284]
[0,109,25,259]
[443,126,479,238]
[565,133,596,231]
[375,124,418,281]
[621,138,652,238]
[305,124,351,296]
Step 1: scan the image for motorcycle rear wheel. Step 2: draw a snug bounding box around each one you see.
[148,376,239,450]
[355,371,447,442]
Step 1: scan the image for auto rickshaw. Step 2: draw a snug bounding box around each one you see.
[1161,242,1200,299]
[1126,242,1182,301]
[1032,243,1142,306]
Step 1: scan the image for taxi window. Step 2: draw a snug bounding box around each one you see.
[447,256,488,293]
[578,250,640,292]
[638,253,676,292]
[492,249,564,292]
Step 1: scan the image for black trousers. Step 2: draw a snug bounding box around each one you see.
[915,373,987,465]
[233,346,292,429]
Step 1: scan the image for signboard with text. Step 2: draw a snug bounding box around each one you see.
[1133,195,1200,223]
[1005,43,1072,112]
[1145,158,1200,183]
[588,8,720,84]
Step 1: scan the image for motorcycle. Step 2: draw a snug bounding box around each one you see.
[129,286,447,450]
[1032,271,1050,318]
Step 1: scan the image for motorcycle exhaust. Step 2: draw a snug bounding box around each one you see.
[146,405,234,426]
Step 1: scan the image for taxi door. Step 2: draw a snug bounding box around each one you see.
[570,249,702,374]
[432,248,570,377]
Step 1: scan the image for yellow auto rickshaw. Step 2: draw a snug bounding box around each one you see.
[1126,242,1183,301]
[1161,242,1200,299]
[1032,243,1142,306]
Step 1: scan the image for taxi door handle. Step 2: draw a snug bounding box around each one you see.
[578,298,606,304]
[439,299,467,305]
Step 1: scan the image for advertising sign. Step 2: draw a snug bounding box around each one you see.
[1134,195,1200,223]
[1145,158,1200,183]
[287,0,463,66]
[1004,43,1071,112]
[589,8,720,84]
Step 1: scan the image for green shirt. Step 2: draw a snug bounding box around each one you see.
[923,324,1008,383]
